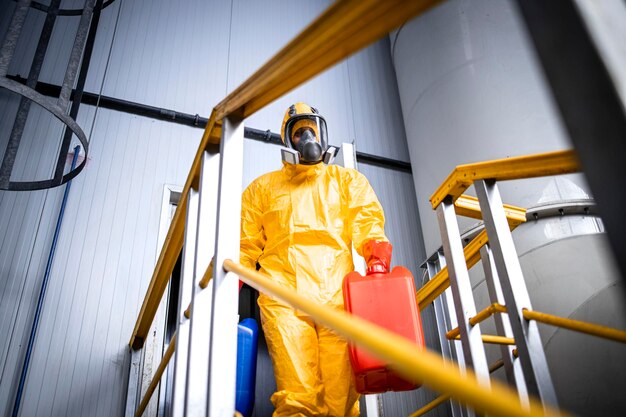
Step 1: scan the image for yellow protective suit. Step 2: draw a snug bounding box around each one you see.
[240,161,388,416]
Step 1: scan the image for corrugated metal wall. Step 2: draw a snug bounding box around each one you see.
[0,1,431,416]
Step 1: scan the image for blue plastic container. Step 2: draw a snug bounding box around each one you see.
[236,318,258,417]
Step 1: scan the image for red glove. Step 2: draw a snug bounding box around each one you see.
[363,240,392,275]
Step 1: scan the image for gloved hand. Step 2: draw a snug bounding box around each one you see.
[363,240,392,275]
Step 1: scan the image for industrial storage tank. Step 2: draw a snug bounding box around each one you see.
[390,1,626,416]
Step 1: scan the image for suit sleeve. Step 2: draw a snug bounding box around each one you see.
[346,169,388,257]
[240,180,265,270]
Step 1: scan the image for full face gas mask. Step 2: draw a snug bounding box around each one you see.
[280,103,338,165]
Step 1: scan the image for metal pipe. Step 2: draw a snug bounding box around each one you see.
[523,309,626,344]
[134,333,177,417]
[223,259,569,417]
[11,146,80,417]
[5,74,412,173]
[471,303,507,325]
[450,335,516,346]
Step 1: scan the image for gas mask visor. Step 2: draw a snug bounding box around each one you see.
[282,114,337,165]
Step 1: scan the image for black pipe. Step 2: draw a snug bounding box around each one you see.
[244,127,282,145]
[12,146,80,417]
[6,75,412,173]
[354,152,411,172]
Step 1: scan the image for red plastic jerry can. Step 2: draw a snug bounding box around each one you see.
[342,266,425,394]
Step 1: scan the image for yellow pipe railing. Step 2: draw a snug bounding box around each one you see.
[135,333,177,417]
[409,359,506,417]
[446,303,508,339]
[224,259,569,417]
[430,150,581,209]
[451,334,516,346]
[129,0,444,351]
[455,195,527,226]
[523,309,626,344]
[129,197,186,349]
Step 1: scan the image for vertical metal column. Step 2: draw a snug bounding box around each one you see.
[185,147,220,415]
[475,179,557,407]
[340,142,381,417]
[171,190,200,417]
[436,199,490,388]
[479,244,528,406]
[124,349,143,417]
[425,252,467,417]
[426,253,463,366]
[207,116,244,416]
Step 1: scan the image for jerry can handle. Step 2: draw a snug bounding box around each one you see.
[366,262,388,275]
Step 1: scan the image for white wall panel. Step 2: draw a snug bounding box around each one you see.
[0,107,200,417]
[89,0,232,115]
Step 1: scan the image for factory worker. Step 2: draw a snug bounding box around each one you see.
[240,102,392,416]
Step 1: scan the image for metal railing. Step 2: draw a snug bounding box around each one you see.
[418,149,626,417]
[122,1,623,417]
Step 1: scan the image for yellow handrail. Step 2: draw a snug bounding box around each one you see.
[446,303,508,339]
[129,197,187,349]
[455,195,526,226]
[224,259,569,417]
[135,333,177,417]
[523,309,626,344]
[409,359,506,417]
[129,0,443,350]
[450,334,516,346]
[430,150,581,209]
